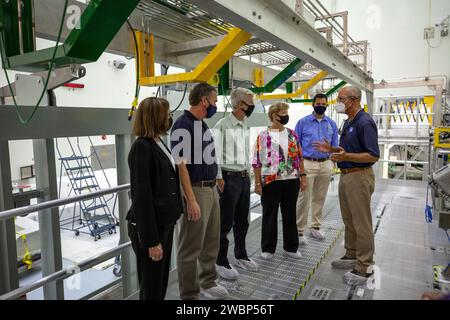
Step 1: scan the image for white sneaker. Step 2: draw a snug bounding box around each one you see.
[298,234,308,245]
[215,264,239,280]
[310,228,326,240]
[331,256,357,269]
[343,269,374,286]
[283,250,302,259]
[261,252,274,260]
[235,258,259,272]
[201,284,229,300]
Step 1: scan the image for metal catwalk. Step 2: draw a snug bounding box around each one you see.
[96,179,448,300]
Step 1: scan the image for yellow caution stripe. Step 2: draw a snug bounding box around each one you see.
[292,227,345,300]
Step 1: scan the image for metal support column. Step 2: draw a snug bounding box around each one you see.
[0,141,19,296]
[33,138,64,300]
[433,86,444,127]
[160,64,168,99]
[342,13,349,56]
[115,134,137,299]
[366,90,374,115]
[423,145,430,182]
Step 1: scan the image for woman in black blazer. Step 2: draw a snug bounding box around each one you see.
[126,97,183,300]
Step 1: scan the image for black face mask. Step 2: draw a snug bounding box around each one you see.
[277,114,289,125]
[163,113,173,134]
[313,106,327,115]
[242,101,255,117]
[206,99,217,118]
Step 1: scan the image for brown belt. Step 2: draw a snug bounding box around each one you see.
[304,157,330,162]
[191,180,216,188]
[223,170,249,177]
[340,167,371,175]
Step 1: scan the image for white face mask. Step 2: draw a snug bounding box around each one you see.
[335,102,346,114]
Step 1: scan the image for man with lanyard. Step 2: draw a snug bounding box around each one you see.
[314,85,379,286]
[295,93,338,245]
[213,87,259,280]
[170,83,229,300]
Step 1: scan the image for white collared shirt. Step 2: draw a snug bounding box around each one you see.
[212,113,251,179]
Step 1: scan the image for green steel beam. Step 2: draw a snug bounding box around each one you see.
[21,0,35,54]
[5,0,141,72]
[251,58,306,94]
[290,80,347,103]
[218,61,230,96]
[0,0,20,57]
[286,82,293,94]
[326,80,347,96]
[290,99,313,103]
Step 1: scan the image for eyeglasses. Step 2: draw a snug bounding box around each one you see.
[337,97,350,102]
[337,96,358,102]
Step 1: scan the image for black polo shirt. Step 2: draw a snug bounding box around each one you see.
[338,110,380,169]
[170,110,218,183]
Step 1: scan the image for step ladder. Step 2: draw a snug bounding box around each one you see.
[57,140,117,241]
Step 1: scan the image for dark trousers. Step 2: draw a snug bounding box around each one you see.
[128,221,174,300]
[216,173,250,267]
[261,179,300,254]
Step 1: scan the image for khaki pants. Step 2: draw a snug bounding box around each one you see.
[338,168,375,274]
[177,186,221,300]
[296,159,333,234]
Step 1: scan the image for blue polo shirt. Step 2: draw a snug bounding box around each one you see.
[338,110,380,169]
[170,110,218,183]
[295,113,339,159]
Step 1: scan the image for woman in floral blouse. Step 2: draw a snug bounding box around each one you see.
[252,102,306,260]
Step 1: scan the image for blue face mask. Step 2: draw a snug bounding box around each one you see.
[206,99,217,118]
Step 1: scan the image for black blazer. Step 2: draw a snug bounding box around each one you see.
[126,137,183,248]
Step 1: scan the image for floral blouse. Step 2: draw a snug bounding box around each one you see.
[252,128,303,187]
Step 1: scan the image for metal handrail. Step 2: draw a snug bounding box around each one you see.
[0,242,132,300]
[373,113,435,116]
[0,184,130,221]
[377,159,429,165]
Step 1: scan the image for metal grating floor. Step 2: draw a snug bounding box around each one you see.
[164,193,345,300]
[95,179,449,300]
[298,179,447,300]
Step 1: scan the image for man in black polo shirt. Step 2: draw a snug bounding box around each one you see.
[170,83,229,300]
[314,85,379,286]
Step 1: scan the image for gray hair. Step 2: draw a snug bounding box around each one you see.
[345,85,362,100]
[230,87,254,109]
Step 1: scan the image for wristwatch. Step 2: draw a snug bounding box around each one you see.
[299,173,307,177]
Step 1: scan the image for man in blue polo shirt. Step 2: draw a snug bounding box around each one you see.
[295,93,338,245]
[314,85,379,286]
[170,83,229,300]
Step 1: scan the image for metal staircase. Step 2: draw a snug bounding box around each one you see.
[57,138,117,241]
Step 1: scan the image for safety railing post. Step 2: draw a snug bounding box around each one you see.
[115,134,137,299]
[33,138,64,300]
[0,140,19,296]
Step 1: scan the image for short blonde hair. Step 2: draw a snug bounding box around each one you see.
[268,102,289,122]
[132,97,170,138]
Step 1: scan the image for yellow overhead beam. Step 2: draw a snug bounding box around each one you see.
[259,71,329,100]
[303,99,337,106]
[135,31,155,79]
[254,67,264,87]
[139,27,252,86]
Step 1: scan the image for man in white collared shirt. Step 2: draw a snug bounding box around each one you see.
[213,88,258,280]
